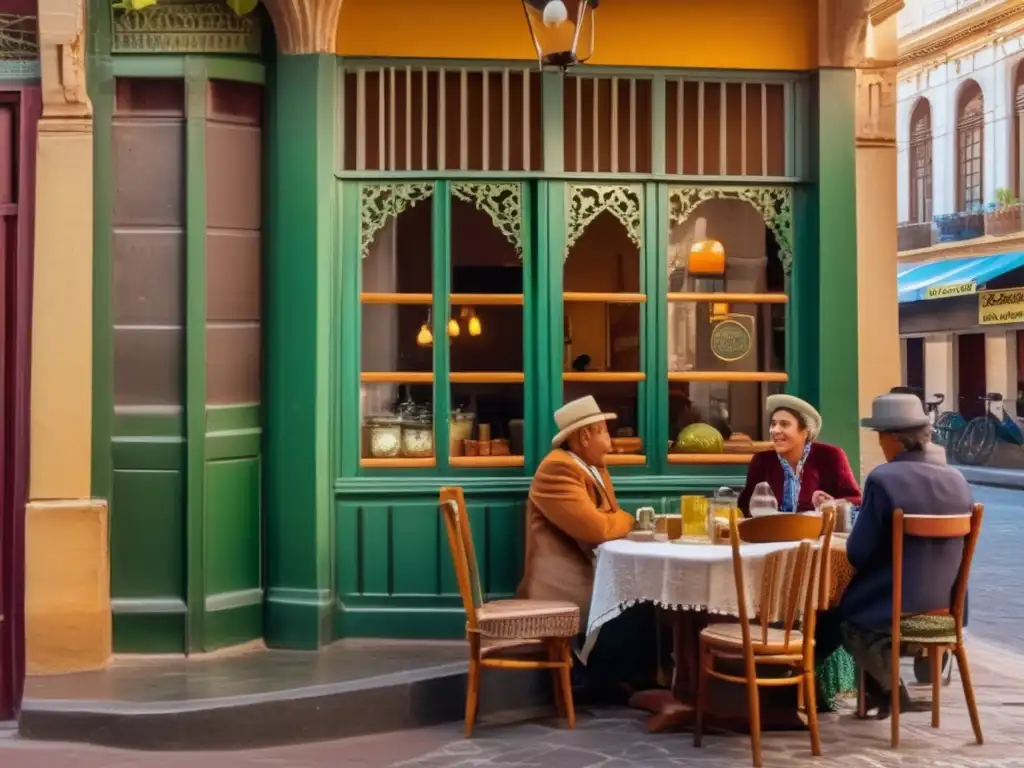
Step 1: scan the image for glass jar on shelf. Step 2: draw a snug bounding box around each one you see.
[366,415,402,459]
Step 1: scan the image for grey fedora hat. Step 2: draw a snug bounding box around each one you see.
[860,392,930,432]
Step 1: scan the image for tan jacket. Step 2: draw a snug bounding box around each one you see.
[516,450,635,626]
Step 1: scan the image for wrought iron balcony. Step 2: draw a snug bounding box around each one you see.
[897,221,935,251]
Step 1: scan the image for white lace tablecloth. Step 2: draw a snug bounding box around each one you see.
[586,538,808,636]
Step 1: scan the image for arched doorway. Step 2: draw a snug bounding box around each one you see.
[0,0,40,719]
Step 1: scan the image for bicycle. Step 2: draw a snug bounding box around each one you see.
[954,392,1024,466]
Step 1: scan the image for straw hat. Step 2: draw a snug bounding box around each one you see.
[860,392,929,432]
[552,396,617,447]
[766,394,822,441]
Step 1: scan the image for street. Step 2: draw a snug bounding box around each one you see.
[962,485,1024,651]
[1,482,1022,767]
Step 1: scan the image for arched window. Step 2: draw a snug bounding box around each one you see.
[957,80,984,210]
[1014,63,1024,198]
[909,98,932,223]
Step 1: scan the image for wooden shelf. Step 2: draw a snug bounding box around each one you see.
[361,293,432,305]
[361,458,437,468]
[450,372,525,384]
[563,372,646,383]
[605,454,647,466]
[451,456,525,468]
[451,294,524,306]
[563,292,647,303]
[668,371,788,383]
[668,454,755,465]
[361,372,433,384]
[667,292,788,304]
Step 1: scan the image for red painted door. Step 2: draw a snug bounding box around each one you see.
[957,333,987,420]
[0,100,14,720]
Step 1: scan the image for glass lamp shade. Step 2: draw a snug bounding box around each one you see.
[689,238,726,276]
[416,324,433,347]
[521,0,598,70]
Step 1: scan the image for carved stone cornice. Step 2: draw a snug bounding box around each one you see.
[898,2,1024,67]
[263,0,344,54]
[113,2,261,55]
[869,0,904,26]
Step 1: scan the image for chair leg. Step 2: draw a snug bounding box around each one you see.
[694,640,708,748]
[743,658,763,767]
[465,656,481,738]
[856,668,867,719]
[547,641,565,718]
[557,639,576,729]
[804,669,821,757]
[797,674,805,713]
[929,646,942,729]
[954,645,984,745]
[891,658,901,749]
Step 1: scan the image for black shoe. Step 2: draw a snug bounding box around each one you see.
[863,680,932,720]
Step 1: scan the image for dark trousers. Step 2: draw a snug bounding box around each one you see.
[583,603,671,703]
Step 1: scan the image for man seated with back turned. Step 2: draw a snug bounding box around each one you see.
[840,391,973,718]
[517,396,666,703]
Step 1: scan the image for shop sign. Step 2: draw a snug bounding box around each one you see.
[710,319,752,363]
[979,288,1024,325]
[924,280,976,300]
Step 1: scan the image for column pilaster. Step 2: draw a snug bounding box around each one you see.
[26,0,110,674]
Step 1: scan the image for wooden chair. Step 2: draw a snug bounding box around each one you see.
[856,504,983,749]
[695,508,835,767]
[739,513,827,544]
[439,486,579,737]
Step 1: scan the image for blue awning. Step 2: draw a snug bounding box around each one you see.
[898,252,1024,303]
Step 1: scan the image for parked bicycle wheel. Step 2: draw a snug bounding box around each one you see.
[955,415,998,466]
[933,411,966,460]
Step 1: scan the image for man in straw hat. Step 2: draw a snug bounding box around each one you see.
[838,391,973,718]
[517,396,666,703]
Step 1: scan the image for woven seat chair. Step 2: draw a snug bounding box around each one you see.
[855,504,984,749]
[439,486,579,737]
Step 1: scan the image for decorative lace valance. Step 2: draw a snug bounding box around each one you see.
[360,183,435,259]
[566,185,643,259]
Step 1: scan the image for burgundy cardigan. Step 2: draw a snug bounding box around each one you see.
[737,442,862,516]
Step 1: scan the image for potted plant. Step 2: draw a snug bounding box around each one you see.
[985,187,1022,237]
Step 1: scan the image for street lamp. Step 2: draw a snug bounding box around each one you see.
[521,0,599,70]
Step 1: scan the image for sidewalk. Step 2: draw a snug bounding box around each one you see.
[4,637,1024,767]
[955,464,1024,490]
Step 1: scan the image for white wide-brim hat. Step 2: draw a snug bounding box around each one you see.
[552,395,617,447]
[860,392,930,432]
[766,394,822,441]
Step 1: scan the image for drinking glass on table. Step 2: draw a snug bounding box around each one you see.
[681,495,709,537]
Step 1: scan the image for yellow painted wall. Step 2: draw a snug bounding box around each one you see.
[337,0,818,71]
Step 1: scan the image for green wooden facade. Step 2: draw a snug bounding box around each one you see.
[89,2,862,653]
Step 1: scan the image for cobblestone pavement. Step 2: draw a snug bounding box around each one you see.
[3,639,1023,767]
[966,485,1024,650]
[0,483,1019,767]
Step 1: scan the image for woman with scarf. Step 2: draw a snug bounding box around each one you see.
[737,394,862,711]
[738,394,861,515]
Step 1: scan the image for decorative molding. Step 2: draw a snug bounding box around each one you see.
[263,0,344,54]
[869,0,903,26]
[566,185,642,258]
[450,182,523,258]
[668,186,794,274]
[360,183,435,259]
[898,229,1024,265]
[856,68,896,144]
[112,2,262,55]
[0,14,38,60]
[898,3,1024,67]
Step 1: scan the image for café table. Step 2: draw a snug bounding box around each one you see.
[585,536,853,733]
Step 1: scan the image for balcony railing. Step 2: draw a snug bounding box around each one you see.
[898,203,1024,252]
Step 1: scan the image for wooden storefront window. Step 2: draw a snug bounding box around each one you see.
[665,187,791,465]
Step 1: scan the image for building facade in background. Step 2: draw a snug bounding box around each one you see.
[897,0,1024,457]
[13,0,900,700]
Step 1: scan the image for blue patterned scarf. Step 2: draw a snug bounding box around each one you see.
[777,442,812,513]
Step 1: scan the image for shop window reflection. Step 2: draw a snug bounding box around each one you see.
[666,197,788,464]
